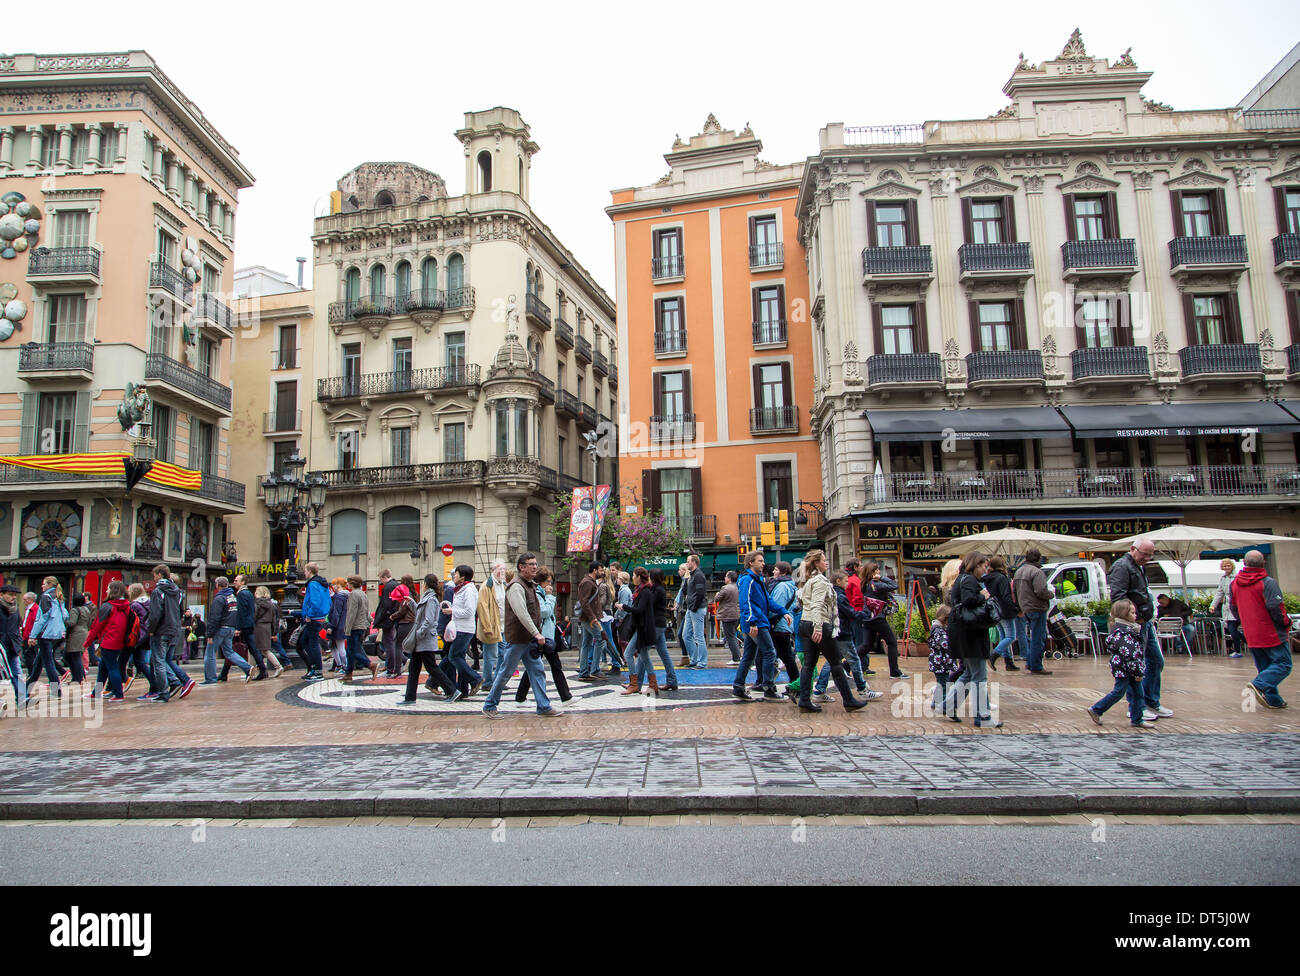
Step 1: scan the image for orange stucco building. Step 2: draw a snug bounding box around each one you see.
[608,116,823,571]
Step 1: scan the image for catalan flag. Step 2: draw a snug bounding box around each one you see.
[0,453,202,491]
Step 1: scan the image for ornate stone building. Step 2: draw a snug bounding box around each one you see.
[798,32,1300,588]
[304,109,616,582]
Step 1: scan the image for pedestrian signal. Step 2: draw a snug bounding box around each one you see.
[760,521,776,546]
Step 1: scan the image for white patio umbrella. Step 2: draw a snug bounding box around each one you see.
[928,526,1109,559]
[1104,524,1299,597]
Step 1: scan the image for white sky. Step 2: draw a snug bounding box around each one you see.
[12,1,1300,295]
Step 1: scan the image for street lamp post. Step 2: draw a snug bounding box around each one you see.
[582,430,601,562]
[261,454,326,614]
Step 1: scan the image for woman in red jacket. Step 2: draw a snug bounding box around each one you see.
[84,580,132,702]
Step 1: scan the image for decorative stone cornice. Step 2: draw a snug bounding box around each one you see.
[152,201,185,234]
[956,176,1019,197]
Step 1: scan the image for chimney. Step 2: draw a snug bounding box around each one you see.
[296,257,306,287]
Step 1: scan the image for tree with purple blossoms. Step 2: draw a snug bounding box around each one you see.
[546,488,688,570]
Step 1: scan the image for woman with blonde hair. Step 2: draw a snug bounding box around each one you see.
[327,576,349,672]
[29,575,70,691]
[1210,558,1242,657]
[253,585,284,678]
[938,559,962,605]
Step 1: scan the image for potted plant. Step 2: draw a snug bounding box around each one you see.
[1086,597,1111,633]
[887,604,931,657]
[1058,598,1089,618]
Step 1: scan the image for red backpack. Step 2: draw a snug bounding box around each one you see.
[122,603,143,647]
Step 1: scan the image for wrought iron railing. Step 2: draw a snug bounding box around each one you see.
[402,288,444,313]
[650,414,696,441]
[652,254,684,278]
[326,295,396,323]
[958,242,1033,274]
[1168,235,1248,268]
[539,466,558,491]
[593,350,609,375]
[654,330,687,355]
[316,365,481,400]
[263,409,301,433]
[556,389,579,418]
[196,475,246,507]
[526,292,551,328]
[575,334,593,363]
[195,292,234,331]
[27,246,100,277]
[749,405,798,433]
[579,404,598,429]
[753,319,788,346]
[1070,346,1150,380]
[149,261,189,300]
[18,341,94,372]
[749,242,783,267]
[664,514,716,542]
[144,353,232,410]
[1061,238,1138,271]
[555,317,574,347]
[862,245,933,276]
[1288,343,1300,376]
[320,461,485,490]
[445,286,475,311]
[842,124,925,145]
[1241,109,1300,130]
[966,349,1044,382]
[1179,343,1262,376]
[1273,233,1300,266]
[738,509,822,537]
[866,352,942,385]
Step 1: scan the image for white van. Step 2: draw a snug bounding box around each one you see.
[1041,558,1238,608]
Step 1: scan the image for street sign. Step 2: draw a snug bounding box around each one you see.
[441,543,454,557]
[443,554,455,580]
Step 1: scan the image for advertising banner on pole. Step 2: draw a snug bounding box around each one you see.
[566,485,612,552]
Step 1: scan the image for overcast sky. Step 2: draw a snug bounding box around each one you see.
[13,1,1300,295]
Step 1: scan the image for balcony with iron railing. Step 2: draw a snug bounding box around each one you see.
[650,414,696,441]
[864,464,1300,507]
[556,389,579,419]
[749,242,783,269]
[1061,238,1139,277]
[1070,346,1151,381]
[1168,235,1248,272]
[555,316,574,348]
[1274,233,1300,268]
[579,403,598,429]
[1179,343,1262,378]
[17,341,94,375]
[866,352,942,387]
[537,374,556,403]
[195,292,235,333]
[652,254,684,280]
[749,405,799,434]
[148,261,190,301]
[575,334,593,364]
[664,514,717,543]
[593,350,609,376]
[327,295,396,324]
[526,292,551,329]
[965,349,1044,383]
[196,474,246,508]
[0,455,246,509]
[320,461,486,491]
[1288,344,1300,376]
[958,242,1033,278]
[737,509,823,538]
[401,288,444,314]
[263,409,302,434]
[752,319,787,348]
[861,245,933,279]
[27,246,101,281]
[144,353,232,412]
[316,364,482,401]
[444,286,475,314]
[654,329,687,356]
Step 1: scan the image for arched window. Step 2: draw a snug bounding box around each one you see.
[526,506,542,551]
[420,257,438,299]
[394,261,411,303]
[344,267,360,304]
[447,253,464,294]
[518,157,524,192]
[435,502,475,549]
[374,189,395,208]
[330,508,367,556]
[525,262,535,296]
[477,150,492,192]
[380,505,420,553]
[369,264,386,300]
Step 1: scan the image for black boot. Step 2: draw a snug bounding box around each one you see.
[831,664,868,710]
[1006,659,1021,671]
[796,656,820,711]
[989,655,998,671]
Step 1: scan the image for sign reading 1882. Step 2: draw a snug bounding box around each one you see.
[859,516,1176,542]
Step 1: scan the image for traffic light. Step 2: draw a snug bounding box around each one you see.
[778,509,789,546]
[760,521,775,546]
[737,544,746,559]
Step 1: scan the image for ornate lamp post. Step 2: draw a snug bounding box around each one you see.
[261,454,326,614]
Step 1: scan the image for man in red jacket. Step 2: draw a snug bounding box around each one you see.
[1231,550,1293,709]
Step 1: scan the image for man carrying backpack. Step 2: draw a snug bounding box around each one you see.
[84,580,134,702]
[148,564,196,700]
[203,576,253,685]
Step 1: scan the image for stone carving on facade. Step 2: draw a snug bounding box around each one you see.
[831,182,851,201]
[1131,170,1154,189]
[654,173,671,186]
[1022,174,1044,193]
[1260,328,1277,371]
[988,103,1018,120]
[1042,333,1065,381]
[944,338,963,379]
[701,114,722,135]
[754,159,777,171]
[1114,47,1137,68]
[1141,96,1174,113]
[1058,29,1089,60]
[1015,52,1039,71]
[842,341,862,384]
[973,165,999,181]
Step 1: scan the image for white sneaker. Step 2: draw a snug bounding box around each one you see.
[1155,705,1174,718]
[1142,708,1158,722]
[863,690,885,701]
[813,692,836,703]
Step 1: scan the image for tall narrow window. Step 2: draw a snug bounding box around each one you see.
[557,434,566,475]
[420,257,438,299]
[495,402,509,457]
[274,381,297,430]
[514,403,530,457]
[369,264,386,300]
[1284,188,1300,234]
[446,254,464,294]
[659,469,694,521]
[1181,193,1213,237]
[395,261,411,302]
[342,343,361,396]
[197,420,218,476]
[277,324,297,368]
[152,404,174,463]
[273,439,297,475]
[198,337,216,378]
[37,393,75,454]
[970,200,1004,244]
[757,364,787,409]
[879,305,917,354]
[658,371,685,416]
[754,286,785,344]
[761,461,793,514]
[977,302,1014,351]
[47,294,87,343]
[202,264,220,295]
[446,331,466,369]
[874,204,909,247]
[54,210,89,248]
[391,427,411,466]
[652,228,683,277]
[344,267,360,304]
[655,297,685,352]
[1073,197,1106,240]
[444,422,465,462]
[1192,296,1227,344]
[1079,298,1115,348]
[392,336,412,375]
[750,215,779,264]
[156,229,177,266]
[477,150,492,192]
[338,430,359,470]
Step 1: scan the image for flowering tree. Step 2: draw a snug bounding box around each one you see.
[546,489,688,570]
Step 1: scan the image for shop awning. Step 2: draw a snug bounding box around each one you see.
[863,406,1072,442]
[1058,401,1300,439]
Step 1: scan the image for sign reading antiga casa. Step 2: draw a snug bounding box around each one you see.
[858,516,1179,542]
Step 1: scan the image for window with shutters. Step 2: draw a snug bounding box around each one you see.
[976,302,1014,351]
[749,215,780,265]
[344,267,361,303]
[337,430,359,470]
[1079,298,1116,348]
[1282,188,1300,234]
[527,507,542,552]
[392,336,412,378]
[435,503,475,549]
[37,393,75,454]
[341,343,361,396]
[1191,295,1228,344]
[273,439,297,475]
[47,294,87,343]
[156,228,177,266]
[659,469,694,521]
[275,381,297,429]
[1180,194,1213,237]
[557,434,566,475]
[54,210,89,248]
[1073,197,1106,240]
[277,324,297,369]
[381,506,420,553]
[69,129,90,167]
[202,264,220,295]
[753,285,785,344]
[757,364,788,409]
[874,203,910,247]
[152,404,174,463]
[761,462,793,514]
[444,422,465,462]
[970,200,1005,244]
[446,332,465,369]
[652,228,683,277]
[369,264,386,300]
[658,371,686,417]
[198,337,216,378]
[880,305,917,354]
[391,427,410,466]
[196,420,218,475]
[654,297,685,353]
[330,509,367,556]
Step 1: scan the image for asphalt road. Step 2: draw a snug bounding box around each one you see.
[3,822,1296,885]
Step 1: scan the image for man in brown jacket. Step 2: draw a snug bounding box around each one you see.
[574,562,604,681]
[482,551,560,718]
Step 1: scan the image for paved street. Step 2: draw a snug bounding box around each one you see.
[2,819,1295,885]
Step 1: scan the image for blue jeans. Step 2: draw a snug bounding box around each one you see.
[95,646,123,699]
[599,620,621,667]
[816,639,866,694]
[632,627,678,685]
[345,630,371,672]
[445,631,480,693]
[992,619,1015,661]
[682,607,708,667]
[576,622,601,676]
[1019,612,1048,671]
[481,640,501,686]
[205,626,249,681]
[1250,642,1293,703]
[1093,675,1144,725]
[155,635,187,689]
[483,640,552,712]
[732,626,775,692]
[1180,623,1196,655]
[945,656,992,720]
[6,651,27,705]
[1139,620,1164,709]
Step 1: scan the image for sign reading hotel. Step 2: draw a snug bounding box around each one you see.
[1035,99,1125,137]
[566,485,612,552]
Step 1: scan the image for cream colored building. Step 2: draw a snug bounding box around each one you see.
[303,108,617,582]
[0,51,252,601]
[798,33,1300,588]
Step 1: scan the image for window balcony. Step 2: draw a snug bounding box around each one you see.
[148,261,190,303]
[539,465,558,492]
[752,319,787,348]
[444,285,475,317]
[652,254,684,281]
[537,375,556,404]
[737,511,822,539]
[575,334,593,364]
[17,341,94,379]
[1273,233,1300,270]
[1070,346,1151,382]
[263,409,301,434]
[965,349,1044,384]
[196,474,246,509]
[428,364,481,391]
[1288,343,1300,377]
[650,414,695,442]
[556,388,578,420]
[1061,239,1139,279]
[526,292,551,330]
[27,246,101,283]
[0,454,245,510]
[665,514,716,543]
[593,350,609,376]
[654,329,687,357]
[486,454,542,486]
[555,316,574,348]
[1179,343,1262,379]
[861,244,933,282]
[866,352,942,387]
[749,405,799,434]
[194,292,235,336]
[144,353,231,414]
[401,288,444,326]
[326,295,395,326]
[609,367,618,388]
[316,365,482,402]
[957,242,1033,280]
[1168,235,1248,274]
[320,461,486,491]
[749,242,783,270]
[578,403,598,430]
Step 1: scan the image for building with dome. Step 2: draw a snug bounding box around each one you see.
[295,108,616,583]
